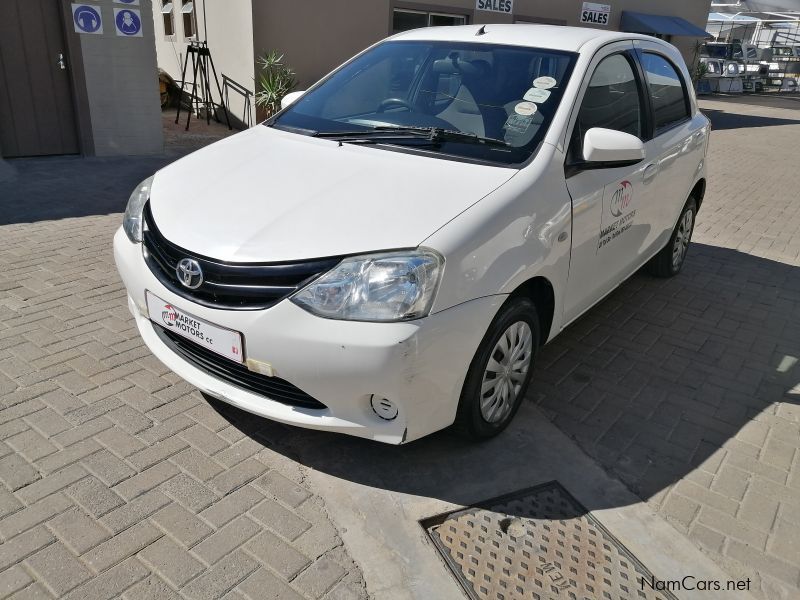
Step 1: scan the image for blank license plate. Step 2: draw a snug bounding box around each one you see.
[146,291,244,363]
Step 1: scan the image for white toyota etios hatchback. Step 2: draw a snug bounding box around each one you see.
[115,25,710,444]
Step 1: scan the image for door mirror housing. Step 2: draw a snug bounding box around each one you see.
[281,90,305,110]
[582,128,646,165]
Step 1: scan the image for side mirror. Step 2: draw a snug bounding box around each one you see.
[281,90,305,110]
[582,128,645,165]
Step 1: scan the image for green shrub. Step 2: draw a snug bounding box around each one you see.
[255,51,297,118]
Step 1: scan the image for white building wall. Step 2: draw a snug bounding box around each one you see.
[152,0,255,127]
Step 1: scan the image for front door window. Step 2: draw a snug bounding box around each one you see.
[570,53,644,163]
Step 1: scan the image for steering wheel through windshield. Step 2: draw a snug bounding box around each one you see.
[377,98,414,113]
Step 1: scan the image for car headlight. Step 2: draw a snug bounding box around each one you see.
[123,176,154,243]
[292,250,443,322]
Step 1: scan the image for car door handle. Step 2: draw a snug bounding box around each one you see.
[642,163,659,184]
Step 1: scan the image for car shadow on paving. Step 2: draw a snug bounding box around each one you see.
[212,241,800,496]
[702,108,800,131]
[213,241,800,590]
[533,243,799,497]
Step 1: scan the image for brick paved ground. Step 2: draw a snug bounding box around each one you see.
[532,96,800,598]
[1,97,799,600]
[0,120,367,599]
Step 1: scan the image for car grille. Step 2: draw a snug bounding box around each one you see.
[153,324,327,410]
[142,203,342,310]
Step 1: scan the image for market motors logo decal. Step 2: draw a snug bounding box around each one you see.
[598,180,637,252]
[610,180,633,217]
[161,305,178,327]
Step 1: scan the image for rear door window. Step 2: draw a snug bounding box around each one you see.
[640,53,690,132]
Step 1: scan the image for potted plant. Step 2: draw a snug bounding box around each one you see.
[255,51,297,119]
[694,62,711,95]
[689,41,712,95]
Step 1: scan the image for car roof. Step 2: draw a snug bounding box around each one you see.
[389,24,655,53]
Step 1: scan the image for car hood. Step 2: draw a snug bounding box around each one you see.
[149,126,516,262]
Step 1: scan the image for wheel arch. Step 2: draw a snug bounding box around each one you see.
[691,178,706,212]
[507,276,555,345]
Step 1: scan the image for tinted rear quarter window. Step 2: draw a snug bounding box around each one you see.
[641,53,690,132]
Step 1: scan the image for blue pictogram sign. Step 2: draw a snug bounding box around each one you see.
[72,4,103,35]
[114,8,143,37]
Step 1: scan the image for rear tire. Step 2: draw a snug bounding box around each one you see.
[646,198,697,278]
[453,298,540,440]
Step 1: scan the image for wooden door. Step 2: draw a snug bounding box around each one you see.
[0,0,80,157]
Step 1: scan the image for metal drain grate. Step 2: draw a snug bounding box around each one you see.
[422,481,677,600]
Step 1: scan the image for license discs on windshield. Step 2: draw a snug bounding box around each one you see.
[523,88,551,103]
[533,76,557,90]
[514,101,538,116]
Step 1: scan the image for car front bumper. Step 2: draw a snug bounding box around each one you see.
[113,227,504,443]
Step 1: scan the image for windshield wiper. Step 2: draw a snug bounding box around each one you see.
[315,126,510,148]
[313,129,421,141]
[378,126,510,148]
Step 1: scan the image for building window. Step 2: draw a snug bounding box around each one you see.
[181,0,195,39]
[514,17,566,25]
[392,9,467,34]
[161,2,175,37]
[429,13,467,27]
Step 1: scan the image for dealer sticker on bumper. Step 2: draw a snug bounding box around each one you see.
[146,291,244,363]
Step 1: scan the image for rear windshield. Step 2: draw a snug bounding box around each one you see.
[269,40,577,166]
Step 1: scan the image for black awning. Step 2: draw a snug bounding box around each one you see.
[621,11,712,37]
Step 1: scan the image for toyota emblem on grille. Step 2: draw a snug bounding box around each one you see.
[176,258,203,289]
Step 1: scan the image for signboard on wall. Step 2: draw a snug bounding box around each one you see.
[72,4,103,35]
[580,2,611,26]
[114,7,143,37]
[476,0,514,15]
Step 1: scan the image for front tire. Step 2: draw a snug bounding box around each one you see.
[453,298,540,440]
[646,198,697,278]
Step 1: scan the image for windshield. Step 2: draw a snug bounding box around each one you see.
[269,41,577,166]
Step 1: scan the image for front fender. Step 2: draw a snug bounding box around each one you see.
[424,144,573,342]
